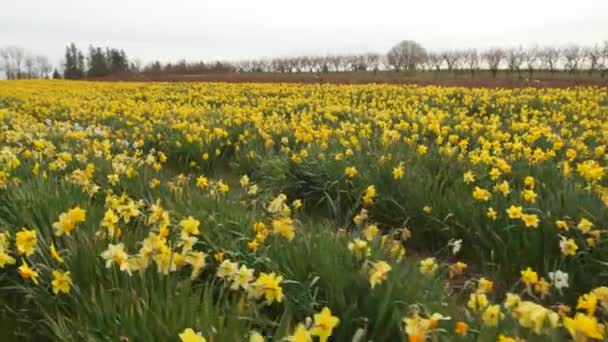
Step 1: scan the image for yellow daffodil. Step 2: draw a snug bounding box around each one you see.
[311,307,340,342]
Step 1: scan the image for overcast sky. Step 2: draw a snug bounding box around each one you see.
[1,0,607,66]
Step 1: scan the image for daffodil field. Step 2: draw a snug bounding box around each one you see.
[1,80,608,341]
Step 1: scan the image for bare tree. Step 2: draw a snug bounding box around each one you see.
[296,56,311,72]
[325,55,339,72]
[441,50,461,71]
[349,55,367,71]
[316,56,329,72]
[0,46,50,79]
[462,49,480,76]
[343,55,358,71]
[286,57,300,73]
[24,54,37,78]
[506,46,525,74]
[522,46,539,77]
[603,41,608,77]
[584,45,604,75]
[10,46,25,78]
[309,56,325,73]
[260,59,273,73]
[562,45,583,73]
[0,46,26,79]
[482,48,505,77]
[364,53,382,72]
[538,46,560,73]
[35,55,52,78]
[427,52,443,71]
[277,58,291,73]
[0,49,10,79]
[237,60,253,73]
[386,40,427,71]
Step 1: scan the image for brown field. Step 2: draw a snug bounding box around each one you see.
[92,70,608,88]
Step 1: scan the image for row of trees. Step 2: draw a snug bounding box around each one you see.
[0,46,54,79]
[1,43,132,80]
[63,43,130,79]
[384,41,608,75]
[138,40,608,77]
[3,40,608,80]
[223,41,608,76]
[142,60,235,74]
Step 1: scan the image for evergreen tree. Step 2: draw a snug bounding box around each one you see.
[87,46,109,76]
[77,50,86,77]
[61,43,130,78]
[63,44,75,79]
[52,69,62,79]
[119,50,129,71]
[63,43,85,79]
[107,48,129,73]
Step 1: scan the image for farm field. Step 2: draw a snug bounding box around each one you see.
[0,80,607,341]
[95,70,608,89]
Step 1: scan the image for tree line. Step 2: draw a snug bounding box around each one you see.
[137,40,608,78]
[63,43,131,79]
[0,46,54,79]
[225,40,608,77]
[0,43,131,80]
[2,40,608,80]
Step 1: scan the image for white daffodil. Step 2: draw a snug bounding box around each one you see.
[548,270,569,292]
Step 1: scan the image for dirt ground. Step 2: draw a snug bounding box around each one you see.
[92,71,608,88]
